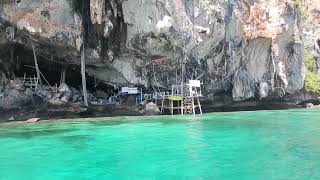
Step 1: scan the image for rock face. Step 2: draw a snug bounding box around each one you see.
[0,0,315,107]
[145,102,160,115]
[0,80,36,109]
[0,0,82,55]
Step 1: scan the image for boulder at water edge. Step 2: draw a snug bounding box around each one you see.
[25,118,40,123]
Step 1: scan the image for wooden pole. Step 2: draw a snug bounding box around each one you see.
[196,88,202,114]
[81,0,88,107]
[60,68,66,85]
[179,100,182,114]
[197,97,202,114]
[161,97,164,114]
[10,45,15,79]
[81,42,88,107]
[170,100,173,115]
[31,41,42,86]
[192,98,195,115]
[181,56,185,115]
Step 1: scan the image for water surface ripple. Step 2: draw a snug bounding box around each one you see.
[0,109,319,179]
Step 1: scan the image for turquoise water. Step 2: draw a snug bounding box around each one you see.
[0,109,320,179]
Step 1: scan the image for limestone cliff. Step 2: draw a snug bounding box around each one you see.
[0,0,317,107]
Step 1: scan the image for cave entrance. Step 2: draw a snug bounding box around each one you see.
[12,45,117,100]
[13,45,70,89]
[65,65,118,97]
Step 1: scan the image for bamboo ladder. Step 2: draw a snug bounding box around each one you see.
[23,73,39,92]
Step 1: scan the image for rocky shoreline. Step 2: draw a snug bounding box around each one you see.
[0,100,307,123]
[0,79,317,123]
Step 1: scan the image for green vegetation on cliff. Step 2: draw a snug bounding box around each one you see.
[292,0,309,19]
[304,53,320,94]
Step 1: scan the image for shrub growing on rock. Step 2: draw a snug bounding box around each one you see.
[304,53,320,94]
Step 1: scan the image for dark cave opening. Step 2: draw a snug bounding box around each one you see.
[12,45,116,95]
[13,44,68,88]
[65,65,117,95]
[0,0,127,105]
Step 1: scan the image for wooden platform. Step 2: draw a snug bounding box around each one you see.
[160,81,203,115]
